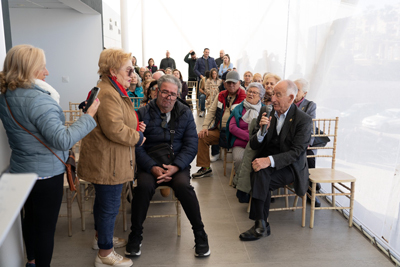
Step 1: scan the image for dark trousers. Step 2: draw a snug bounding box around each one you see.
[23,173,64,267]
[130,168,204,235]
[249,167,294,221]
[307,150,315,168]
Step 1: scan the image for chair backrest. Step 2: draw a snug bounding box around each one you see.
[187,81,198,89]
[69,102,81,111]
[129,97,143,110]
[307,117,339,169]
[63,110,82,127]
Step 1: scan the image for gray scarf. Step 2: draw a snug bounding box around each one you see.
[242,99,262,129]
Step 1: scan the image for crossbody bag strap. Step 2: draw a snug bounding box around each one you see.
[169,110,176,150]
[5,97,67,167]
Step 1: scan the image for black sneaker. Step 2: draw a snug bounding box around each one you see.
[194,230,210,257]
[125,234,142,257]
[192,167,212,178]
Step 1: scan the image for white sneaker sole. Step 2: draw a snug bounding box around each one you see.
[195,249,211,257]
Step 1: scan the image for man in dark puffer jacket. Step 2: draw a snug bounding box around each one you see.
[126,75,210,258]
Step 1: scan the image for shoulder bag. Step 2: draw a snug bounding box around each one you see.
[304,101,330,147]
[147,111,176,167]
[5,98,78,191]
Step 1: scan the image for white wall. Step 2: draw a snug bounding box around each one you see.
[9,8,103,110]
[103,2,121,49]
[0,0,11,173]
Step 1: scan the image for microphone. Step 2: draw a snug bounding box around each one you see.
[261,105,273,135]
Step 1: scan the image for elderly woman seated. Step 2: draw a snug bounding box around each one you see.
[226,82,265,175]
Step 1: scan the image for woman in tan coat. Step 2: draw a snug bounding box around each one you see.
[78,48,145,267]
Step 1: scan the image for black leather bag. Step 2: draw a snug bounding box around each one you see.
[312,128,330,147]
[147,112,176,167]
[147,143,174,166]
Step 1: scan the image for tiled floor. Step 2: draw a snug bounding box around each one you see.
[50,110,394,267]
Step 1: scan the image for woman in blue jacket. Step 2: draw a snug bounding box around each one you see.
[218,54,234,77]
[0,44,99,267]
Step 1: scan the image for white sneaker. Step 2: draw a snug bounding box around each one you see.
[95,249,133,267]
[199,111,205,117]
[210,154,220,162]
[92,236,128,250]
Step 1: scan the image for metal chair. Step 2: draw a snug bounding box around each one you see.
[308,117,356,228]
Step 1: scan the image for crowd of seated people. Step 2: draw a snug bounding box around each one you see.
[1,44,321,267]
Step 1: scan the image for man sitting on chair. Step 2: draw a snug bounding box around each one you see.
[239,80,312,241]
[126,75,210,257]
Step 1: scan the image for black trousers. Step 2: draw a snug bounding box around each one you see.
[249,167,294,221]
[22,173,64,267]
[130,168,204,235]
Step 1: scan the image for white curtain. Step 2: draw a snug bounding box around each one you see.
[124,0,400,258]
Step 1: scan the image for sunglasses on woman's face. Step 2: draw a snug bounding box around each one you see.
[127,68,134,77]
[150,87,157,91]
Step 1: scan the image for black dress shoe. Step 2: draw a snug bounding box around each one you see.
[307,190,321,207]
[239,220,271,241]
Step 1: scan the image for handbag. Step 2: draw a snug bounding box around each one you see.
[147,112,176,167]
[5,98,78,191]
[304,101,330,147]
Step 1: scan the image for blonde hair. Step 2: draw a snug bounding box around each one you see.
[263,73,281,86]
[0,44,46,94]
[252,73,262,82]
[98,48,132,77]
[243,71,253,78]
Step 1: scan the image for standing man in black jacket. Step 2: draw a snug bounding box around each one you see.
[159,50,176,70]
[184,50,197,82]
[215,50,225,71]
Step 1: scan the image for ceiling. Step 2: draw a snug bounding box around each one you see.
[8,0,71,9]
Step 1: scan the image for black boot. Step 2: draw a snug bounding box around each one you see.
[307,189,321,207]
[239,220,271,241]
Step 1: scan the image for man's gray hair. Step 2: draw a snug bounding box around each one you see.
[284,80,298,99]
[246,82,265,99]
[157,74,182,95]
[294,78,309,93]
[152,70,164,78]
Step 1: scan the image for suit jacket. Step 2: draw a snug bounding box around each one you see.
[250,104,312,196]
[297,98,316,146]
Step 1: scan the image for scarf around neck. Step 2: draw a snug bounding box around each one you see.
[34,79,60,105]
[241,99,262,128]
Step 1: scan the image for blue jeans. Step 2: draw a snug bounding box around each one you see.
[93,183,123,250]
[199,94,206,111]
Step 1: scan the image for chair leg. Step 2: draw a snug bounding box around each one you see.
[75,182,85,232]
[309,182,317,229]
[80,183,86,231]
[301,194,306,227]
[223,149,227,176]
[66,188,72,237]
[332,183,336,208]
[229,162,235,186]
[247,196,251,213]
[284,187,289,208]
[176,198,181,237]
[349,182,355,227]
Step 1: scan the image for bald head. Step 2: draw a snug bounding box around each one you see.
[220,50,224,58]
[152,71,164,80]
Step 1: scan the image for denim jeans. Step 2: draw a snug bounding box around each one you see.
[93,183,123,250]
[199,93,206,111]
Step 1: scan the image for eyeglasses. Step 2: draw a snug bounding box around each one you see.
[127,68,134,77]
[160,113,168,129]
[226,81,236,86]
[150,87,157,91]
[160,90,177,100]
[265,82,275,86]
[247,90,259,96]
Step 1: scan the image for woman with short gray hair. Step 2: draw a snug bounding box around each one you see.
[226,82,265,174]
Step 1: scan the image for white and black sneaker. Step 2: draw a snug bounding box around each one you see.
[125,234,142,257]
[194,230,210,257]
[199,111,205,117]
[192,167,212,178]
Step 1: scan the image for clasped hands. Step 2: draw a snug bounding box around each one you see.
[151,164,179,184]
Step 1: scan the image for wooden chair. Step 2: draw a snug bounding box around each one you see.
[307,117,356,228]
[63,110,82,127]
[69,102,81,111]
[186,81,199,112]
[129,97,144,110]
[223,148,233,176]
[147,186,181,236]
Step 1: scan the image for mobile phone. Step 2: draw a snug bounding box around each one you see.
[83,87,100,113]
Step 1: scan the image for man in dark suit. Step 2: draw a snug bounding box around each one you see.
[239,80,312,241]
